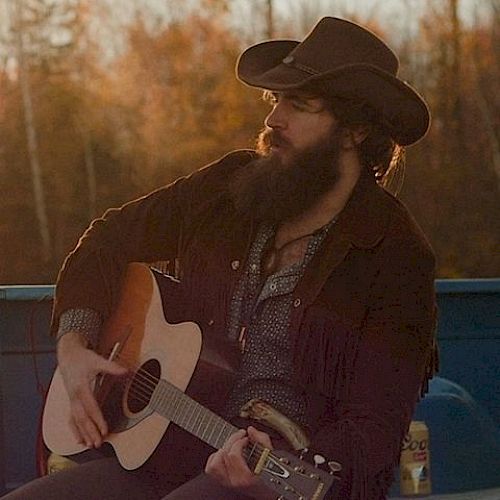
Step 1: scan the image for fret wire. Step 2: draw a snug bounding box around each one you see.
[163,382,175,418]
[159,381,170,415]
[190,403,201,434]
[178,394,188,425]
[151,380,240,450]
[197,410,207,438]
[202,414,216,443]
[201,410,213,439]
[171,386,183,422]
[162,380,185,425]
[206,417,219,444]
[196,402,206,434]
[215,420,226,448]
[184,397,197,431]
[220,423,234,449]
[156,380,168,416]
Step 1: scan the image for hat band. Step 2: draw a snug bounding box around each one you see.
[282,55,319,76]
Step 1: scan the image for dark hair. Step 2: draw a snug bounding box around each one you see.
[291,81,406,192]
[323,94,406,193]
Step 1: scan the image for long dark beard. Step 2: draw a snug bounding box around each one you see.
[230,127,343,223]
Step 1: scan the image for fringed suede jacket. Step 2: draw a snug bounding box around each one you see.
[51,150,438,499]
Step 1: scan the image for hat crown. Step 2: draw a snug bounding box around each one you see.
[288,17,399,76]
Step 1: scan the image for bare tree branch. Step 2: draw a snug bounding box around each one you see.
[11,0,52,262]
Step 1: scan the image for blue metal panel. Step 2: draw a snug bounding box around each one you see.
[0,296,55,494]
[436,278,500,294]
[0,286,54,301]
[435,286,500,424]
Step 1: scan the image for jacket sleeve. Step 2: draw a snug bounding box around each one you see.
[308,237,437,500]
[50,175,189,336]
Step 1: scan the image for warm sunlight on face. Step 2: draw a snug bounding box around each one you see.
[263,91,337,164]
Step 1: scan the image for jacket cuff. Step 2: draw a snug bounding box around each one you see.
[56,308,102,348]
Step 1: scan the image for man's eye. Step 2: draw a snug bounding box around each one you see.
[291,98,321,112]
[291,100,310,111]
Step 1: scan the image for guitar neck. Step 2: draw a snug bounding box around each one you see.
[148,379,333,499]
[151,379,238,450]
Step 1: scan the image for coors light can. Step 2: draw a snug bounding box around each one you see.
[400,420,432,496]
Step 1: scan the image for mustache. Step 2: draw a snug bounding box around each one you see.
[257,128,291,153]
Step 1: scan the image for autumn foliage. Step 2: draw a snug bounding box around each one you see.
[0,0,498,283]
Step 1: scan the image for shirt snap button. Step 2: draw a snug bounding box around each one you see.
[293,298,301,308]
[208,319,215,326]
[231,260,240,270]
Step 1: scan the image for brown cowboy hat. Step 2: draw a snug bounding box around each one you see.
[237,17,430,146]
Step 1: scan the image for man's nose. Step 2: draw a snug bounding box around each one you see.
[264,103,286,129]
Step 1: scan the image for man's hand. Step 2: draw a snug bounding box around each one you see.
[205,426,276,499]
[57,331,127,448]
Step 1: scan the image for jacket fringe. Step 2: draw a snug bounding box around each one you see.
[420,336,439,397]
[293,309,361,400]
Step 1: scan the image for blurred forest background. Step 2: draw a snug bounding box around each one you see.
[0,0,499,284]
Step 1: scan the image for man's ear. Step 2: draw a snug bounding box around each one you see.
[342,124,371,149]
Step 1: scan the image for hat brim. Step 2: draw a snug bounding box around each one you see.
[237,40,430,146]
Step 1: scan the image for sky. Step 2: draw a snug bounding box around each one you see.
[272,0,490,23]
[0,0,493,67]
[225,0,495,46]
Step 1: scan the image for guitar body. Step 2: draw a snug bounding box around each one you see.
[43,263,203,470]
[43,263,336,499]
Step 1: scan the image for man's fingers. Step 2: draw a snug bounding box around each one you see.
[222,447,257,489]
[247,426,273,449]
[98,358,128,376]
[81,416,103,447]
[70,382,107,446]
[226,437,256,482]
[71,400,101,447]
[222,429,246,452]
[69,415,84,444]
[228,435,249,462]
[205,450,231,487]
[79,387,108,437]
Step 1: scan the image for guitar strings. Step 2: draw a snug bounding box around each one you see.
[99,351,285,468]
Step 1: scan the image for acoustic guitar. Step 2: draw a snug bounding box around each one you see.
[43,263,336,499]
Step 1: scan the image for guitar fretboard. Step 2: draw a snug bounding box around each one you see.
[150,379,239,450]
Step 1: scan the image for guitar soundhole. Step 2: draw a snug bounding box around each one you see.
[127,359,161,414]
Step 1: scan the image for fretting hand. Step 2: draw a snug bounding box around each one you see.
[205,426,276,499]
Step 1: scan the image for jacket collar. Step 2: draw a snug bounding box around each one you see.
[293,169,393,309]
[334,168,391,249]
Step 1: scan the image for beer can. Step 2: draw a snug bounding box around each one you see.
[46,453,77,475]
[399,420,432,496]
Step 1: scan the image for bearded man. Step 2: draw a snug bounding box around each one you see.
[5,16,438,500]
